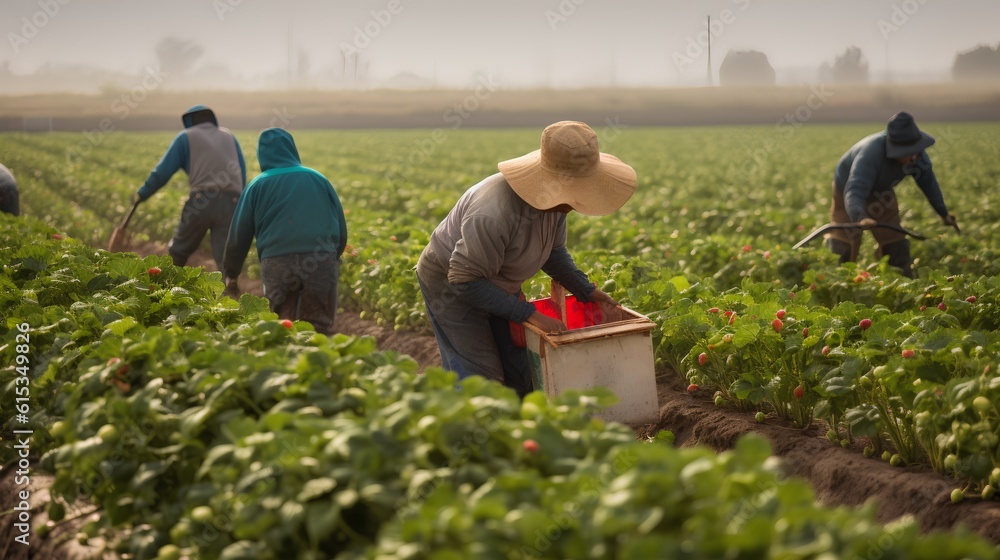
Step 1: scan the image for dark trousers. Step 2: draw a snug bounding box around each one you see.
[169,190,240,269]
[261,253,340,335]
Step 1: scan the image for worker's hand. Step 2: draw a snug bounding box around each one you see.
[942,214,957,227]
[224,277,240,299]
[588,288,620,308]
[858,217,877,230]
[526,311,566,335]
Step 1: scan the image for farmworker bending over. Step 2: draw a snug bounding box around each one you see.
[826,111,957,278]
[416,121,635,397]
[222,128,347,336]
[135,105,246,269]
[0,163,19,216]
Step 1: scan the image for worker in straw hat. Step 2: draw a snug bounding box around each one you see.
[416,121,637,397]
[825,111,957,278]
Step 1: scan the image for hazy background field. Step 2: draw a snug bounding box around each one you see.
[1,1,998,131]
[2,83,1000,132]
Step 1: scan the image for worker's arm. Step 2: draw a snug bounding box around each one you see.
[234,136,247,186]
[542,245,597,302]
[541,217,596,301]
[221,182,256,281]
[137,132,190,201]
[910,152,950,219]
[450,279,537,323]
[842,143,881,223]
[445,212,540,323]
[330,183,348,258]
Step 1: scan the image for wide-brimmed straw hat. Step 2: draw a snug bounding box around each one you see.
[885,111,934,159]
[498,121,637,216]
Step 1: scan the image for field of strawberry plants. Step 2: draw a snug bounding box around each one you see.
[2,122,1000,557]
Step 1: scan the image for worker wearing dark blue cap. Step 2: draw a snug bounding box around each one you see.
[135,105,247,269]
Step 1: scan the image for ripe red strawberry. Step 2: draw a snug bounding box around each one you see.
[280,319,294,329]
[822,346,831,356]
[698,352,708,366]
[919,305,927,311]
[775,309,786,320]
[966,296,977,303]
[687,383,699,393]
[728,313,737,325]
[859,318,872,330]
[771,318,783,332]
[763,250,771,259]
[147,267,162,276]
[937,302,947,311]
[741,245,752,253]
[523,439,539,453]
[707,307,720,314]
[52,233,63,240]
[901,349,915,359]
[801,327,809,337]
[793,385,805,399]
[723,310,734,318]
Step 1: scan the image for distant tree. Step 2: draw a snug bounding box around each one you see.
[719,50,775,86]
[819,46,869,84]
[952,43,1000,82]
[155,37,204,77]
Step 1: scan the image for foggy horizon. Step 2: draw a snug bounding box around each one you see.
[2,0,999,94]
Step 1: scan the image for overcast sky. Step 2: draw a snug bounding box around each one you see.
[2,0,998,89]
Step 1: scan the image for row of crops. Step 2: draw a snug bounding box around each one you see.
[2,208,998,559]
[2,123,999,557]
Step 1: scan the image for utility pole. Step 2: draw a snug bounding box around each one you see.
[707,15,713,86]
[287,23,293,90]
[884,40,891,84]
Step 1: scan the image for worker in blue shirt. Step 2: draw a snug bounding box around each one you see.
[135,105,246,269]
[826,112,957,278]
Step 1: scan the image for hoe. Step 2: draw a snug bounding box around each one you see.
[107,199,140,252]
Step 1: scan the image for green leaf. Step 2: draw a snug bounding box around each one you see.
[298,477,338,502]
[669,275,691,292]
[105,316,138,336]
[219,541,268,560]
[734,324,761,348]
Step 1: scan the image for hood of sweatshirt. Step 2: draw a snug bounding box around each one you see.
[257,127,301,172]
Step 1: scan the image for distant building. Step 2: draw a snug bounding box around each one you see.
[953,44,1000,82]
[719,50,776,86]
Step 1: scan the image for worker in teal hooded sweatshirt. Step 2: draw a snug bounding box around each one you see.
[222,128,347,335]
[135,105,246,269]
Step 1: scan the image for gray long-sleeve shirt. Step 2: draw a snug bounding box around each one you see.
[417,173,594,322]
[834,131,948,222]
